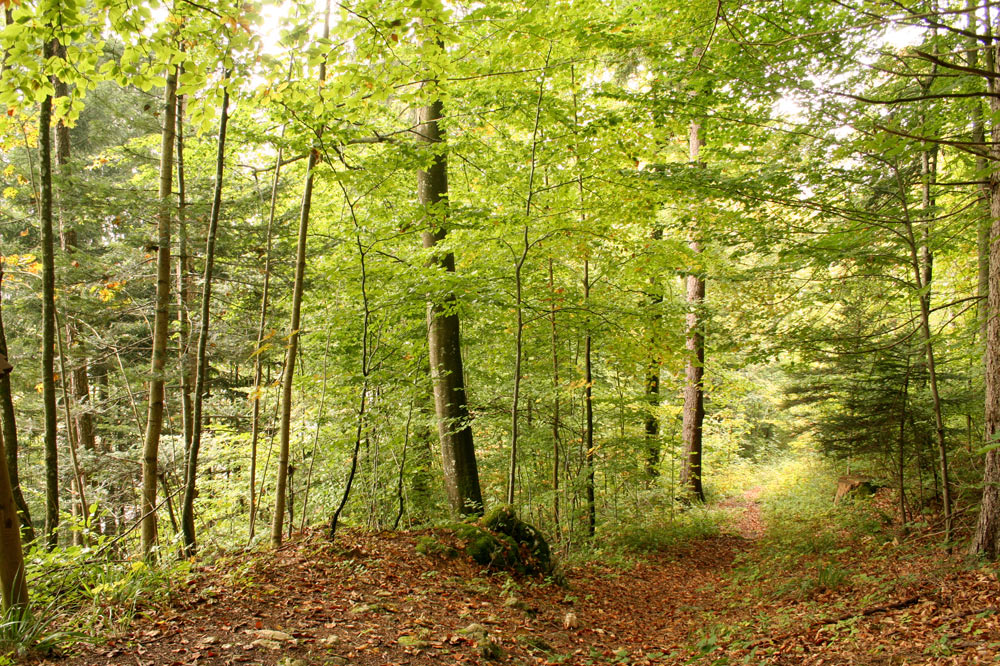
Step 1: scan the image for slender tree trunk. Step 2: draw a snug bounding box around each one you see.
[549,258,561,535]
[328,205,380,537]
[248,131,283,542]
[644,227,663,479]
[508,241,526,506]
[680,119,706,502]
[272,3,330,547]
[898,359,911,527]
[271,195,309,549]
[0,261,33,542]
[52,42,91,546]
[583,258,595,537]
[897,154,952,542]
[51,43,96,464]
[507,56,547,506]
[418,96,484,517]
[181,80,230,557]
[0,9,31,543]
[176,85,194,467]
[0,403,27,612]
[969,1,991,341]
[40,39,59,549]
[141,64,178,558]
[393,401,414,530]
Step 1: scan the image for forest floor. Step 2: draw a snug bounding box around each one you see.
[42,485,1000,666]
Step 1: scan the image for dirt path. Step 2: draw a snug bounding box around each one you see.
[718,485,764,540]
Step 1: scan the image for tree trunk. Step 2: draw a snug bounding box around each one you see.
[899,150,952,543]
[271,1,330,547]
[583,258,595,537]
[40,39,59,549]
[140,65,177,558]
[644,228,663,479]
[418,98,484,517]
[176,84,195,468]
[181,80,229,557]
[549,258,561,535]
[0,405,27,612]
[270,149,312,547]
[51,42,96,464]
[0,268,32,543]
[248,138,282,542]
[0,9,31,543]
[680,119,706,503]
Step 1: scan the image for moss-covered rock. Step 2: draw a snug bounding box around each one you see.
[453,523,522,570]
[448,505,553,575]
[482,505,552,573]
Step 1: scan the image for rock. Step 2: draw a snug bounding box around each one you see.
[518,634,552,652]
[279,659,308,666]
[325,657,349,665]
[563,611,579,629]
[451,507,554,576]
[320,635,341,646]
[482,505,552,573]
[256,629,295,642]
[251,639,283,650]
[459,623,489,643]
[478,638,504,661]
[398,635,430,648]
[349,603,381,615]
[503,595,527,610]
[834,476,881,503]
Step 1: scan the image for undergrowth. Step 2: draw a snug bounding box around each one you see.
[0,533,192,660]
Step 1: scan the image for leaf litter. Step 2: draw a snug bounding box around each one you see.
[41,492,1000,666]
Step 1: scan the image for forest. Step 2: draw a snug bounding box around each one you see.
[1,0,1000,663]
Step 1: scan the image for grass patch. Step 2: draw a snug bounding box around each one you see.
[605,504,724,553]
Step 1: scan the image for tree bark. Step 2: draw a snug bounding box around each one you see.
[0,8,31,543]
[141,65,177,558]
[645,226,663,479]
[181,79,230,557]
[583,258,596,537]
[248,136,282,542]
[272,1,330,545]
[680,120,706,503]
[0,263,32,542]
[176,84,195,469]
[40,39,59,549]
[51,41,96,463]
[549,258,561,534]
[0,402,27,612]
[418,97,484,517]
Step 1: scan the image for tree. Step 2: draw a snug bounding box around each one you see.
[141,61,178,558]
[680,119,706,503]
[0,356,27,612]
[418,93,484,517]
[39,37,58,548]
[181,72,230,557]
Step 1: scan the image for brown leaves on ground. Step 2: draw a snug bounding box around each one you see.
[47,497,1000,666]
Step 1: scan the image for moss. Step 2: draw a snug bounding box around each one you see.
[482,505,552,574]
[450,506,553,576]
[415,535,458,559]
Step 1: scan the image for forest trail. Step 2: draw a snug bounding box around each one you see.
[718,485,765,540]
[54,489,1000,666]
